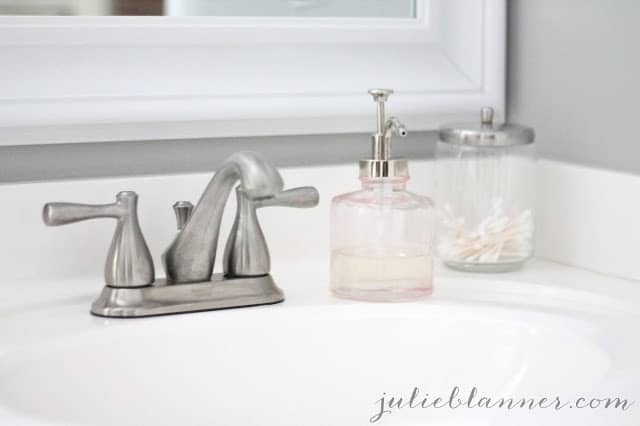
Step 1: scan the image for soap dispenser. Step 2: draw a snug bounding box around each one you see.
[330,89,434,301]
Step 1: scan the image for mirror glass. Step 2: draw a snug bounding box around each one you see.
[0,0,416,18]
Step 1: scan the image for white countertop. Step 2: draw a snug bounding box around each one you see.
[1,161,640,426]
[2,257,638,331]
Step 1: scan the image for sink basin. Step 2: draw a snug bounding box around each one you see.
[1,267,639,426]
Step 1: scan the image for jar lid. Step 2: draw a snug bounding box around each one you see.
[439,107,535,146]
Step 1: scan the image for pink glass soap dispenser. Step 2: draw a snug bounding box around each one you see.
[330,89,434,302]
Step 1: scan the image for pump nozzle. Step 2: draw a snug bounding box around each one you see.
[360,89,409,178]
[385,116,408,138]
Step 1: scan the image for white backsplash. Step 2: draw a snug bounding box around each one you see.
[0,159,637,284]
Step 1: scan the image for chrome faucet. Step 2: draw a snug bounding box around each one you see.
[43,151,319,318]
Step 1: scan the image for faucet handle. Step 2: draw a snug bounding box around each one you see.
[223,186,319,278]
[43,191,155,288]
[256,187,319,209]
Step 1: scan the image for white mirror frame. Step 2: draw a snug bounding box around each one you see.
[0,0,505,145]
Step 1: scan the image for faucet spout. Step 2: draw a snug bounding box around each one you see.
[162,151,284,283]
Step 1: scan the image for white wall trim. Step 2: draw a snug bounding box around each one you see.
[0,0,505,145]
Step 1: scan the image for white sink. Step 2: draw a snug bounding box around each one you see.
[1,261,639,426]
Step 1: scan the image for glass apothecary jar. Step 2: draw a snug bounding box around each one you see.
[435,107,536,272]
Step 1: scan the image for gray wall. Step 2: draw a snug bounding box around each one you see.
[1,0,638,183]
[508,0,640,175]
[0,132,436,183]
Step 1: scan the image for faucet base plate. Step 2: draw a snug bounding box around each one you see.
[90,274,284,318]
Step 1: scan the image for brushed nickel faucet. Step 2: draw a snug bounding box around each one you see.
[43,151,319,318]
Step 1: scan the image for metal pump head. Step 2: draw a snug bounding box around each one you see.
[359,88,409,178]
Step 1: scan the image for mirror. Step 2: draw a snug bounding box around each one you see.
[0,0,505,146]
[0,0,416,18]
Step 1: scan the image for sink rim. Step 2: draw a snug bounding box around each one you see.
[2,260,640,426]
[0,291,637,426]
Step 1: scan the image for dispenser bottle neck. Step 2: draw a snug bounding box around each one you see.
[360,176,408,191]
